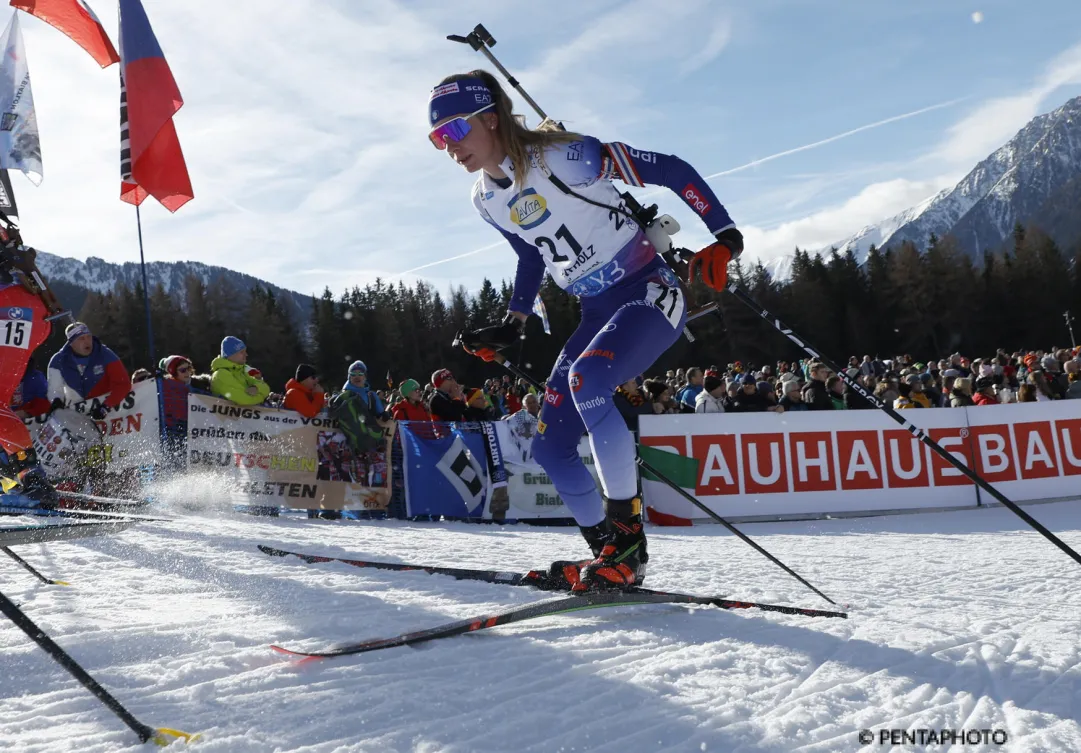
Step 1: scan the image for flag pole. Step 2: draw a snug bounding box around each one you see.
[135,205,155,366]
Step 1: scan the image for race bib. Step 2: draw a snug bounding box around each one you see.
[644,278,685,329]
[0,307,32,349]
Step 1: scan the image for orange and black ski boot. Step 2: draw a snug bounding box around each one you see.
[523,522,608,591]
[574,496,647,591]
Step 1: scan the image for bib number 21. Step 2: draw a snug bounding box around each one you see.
[645,283,684,328]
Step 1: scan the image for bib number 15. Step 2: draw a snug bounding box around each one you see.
[1,319,30,349]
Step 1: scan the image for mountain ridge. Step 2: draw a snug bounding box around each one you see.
[32,251,313,324]
[823,95,1081,262]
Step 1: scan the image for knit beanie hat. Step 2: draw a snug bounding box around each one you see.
[295,364,318,382]
[221,336,245,358]
[399,378,421,398]
[164,355,192,379]
[65,321,90,342]
[348,360,367,375]
[431,368,454,389]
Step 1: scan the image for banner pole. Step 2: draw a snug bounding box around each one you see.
[135,205,156,366]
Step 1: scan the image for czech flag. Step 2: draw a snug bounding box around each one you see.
[118,0,192,212]
[9,0,119,68]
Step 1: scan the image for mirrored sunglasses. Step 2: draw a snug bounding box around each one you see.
[428,104,494,150]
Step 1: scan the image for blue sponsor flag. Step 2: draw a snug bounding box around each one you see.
[399,423,490,518]
[532,294,551,335]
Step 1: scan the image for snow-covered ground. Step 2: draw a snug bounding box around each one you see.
[2,500,1080,753]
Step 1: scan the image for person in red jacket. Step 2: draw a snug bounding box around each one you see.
[973,376,999,406]
[0,237,62,505]
[283,364,326,418]
[391,379,432,421]
[47,322,131,416]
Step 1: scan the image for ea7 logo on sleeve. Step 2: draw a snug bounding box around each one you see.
[682,183,711,216]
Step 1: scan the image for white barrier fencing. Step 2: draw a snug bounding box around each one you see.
[186,393,392,511]
[21,381,1081,523]
[23,380,161,480]
[494,419,595,520]
[639,401,1081,524]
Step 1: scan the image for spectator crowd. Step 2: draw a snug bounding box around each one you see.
[608,348,1081,418]
[13,320,1081,438]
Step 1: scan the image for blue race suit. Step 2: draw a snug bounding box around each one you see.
[472,136,735,526]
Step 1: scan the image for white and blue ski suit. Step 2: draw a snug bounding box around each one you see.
[473,137,735,526]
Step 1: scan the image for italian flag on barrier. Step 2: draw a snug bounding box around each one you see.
[639,444,698,526]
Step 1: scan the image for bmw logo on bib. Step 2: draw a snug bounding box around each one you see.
[658,266,678,287]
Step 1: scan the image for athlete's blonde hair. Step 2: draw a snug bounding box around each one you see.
[435,69,580,189]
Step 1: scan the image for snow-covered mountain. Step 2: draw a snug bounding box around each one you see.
[827,95,1081,261]
[33,251,313,323]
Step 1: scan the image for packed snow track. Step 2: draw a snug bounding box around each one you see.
[1,501,1080,752]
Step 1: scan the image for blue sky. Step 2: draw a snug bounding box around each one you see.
[10,0,1081,298]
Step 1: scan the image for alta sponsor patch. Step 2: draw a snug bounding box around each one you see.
[507,188,551,230]
[682,183,711,216]
[430,82,460,99]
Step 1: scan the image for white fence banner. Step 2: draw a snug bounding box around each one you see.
[25,379,162,477]
[494,420,597,519]
[638,402,1081,523]
[186,394,390,511]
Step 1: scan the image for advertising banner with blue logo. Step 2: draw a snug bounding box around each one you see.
[399,423,494,519]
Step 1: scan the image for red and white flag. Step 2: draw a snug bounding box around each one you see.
[10,0,118,68]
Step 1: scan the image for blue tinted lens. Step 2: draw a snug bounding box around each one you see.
[428,116,472,149]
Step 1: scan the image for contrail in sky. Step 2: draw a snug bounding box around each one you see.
[397,97,966,274]
[700,97,967,180]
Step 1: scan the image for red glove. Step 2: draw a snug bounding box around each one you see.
[463,344,500,362]
[690,228,743,291]
[689,242,733,291]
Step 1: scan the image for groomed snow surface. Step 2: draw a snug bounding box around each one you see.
[2,501,1080,753]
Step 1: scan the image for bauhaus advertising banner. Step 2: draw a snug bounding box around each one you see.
[638,402,1081,524]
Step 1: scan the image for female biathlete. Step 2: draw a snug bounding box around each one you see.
[430,70,741,590]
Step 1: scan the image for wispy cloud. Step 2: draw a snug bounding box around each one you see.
[740,38,1081,268]
[932,40,1081,166]
[678,16,733,75]
[741,176,950,268]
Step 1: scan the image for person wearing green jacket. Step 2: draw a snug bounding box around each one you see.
[327,360,394,454]
[210,336,270,406]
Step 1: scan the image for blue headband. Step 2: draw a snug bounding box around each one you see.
[428,77,493,126]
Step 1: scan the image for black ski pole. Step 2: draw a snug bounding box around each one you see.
[448,25,554,126]
[456,334,839,605]
[722,278,1081,570]
[3,547,69,586]
[0,589,196,745]
[633,455,837,604]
